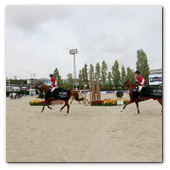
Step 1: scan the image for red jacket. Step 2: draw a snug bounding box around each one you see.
[136,75,146,86]
[51,77,58,87]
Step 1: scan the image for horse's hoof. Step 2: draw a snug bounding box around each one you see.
[64,113,67,116]
[60,109,62,112]
[120,109,123,112]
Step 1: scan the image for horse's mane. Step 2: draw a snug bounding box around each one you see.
[128,80,135,86]
[41,84,50,89]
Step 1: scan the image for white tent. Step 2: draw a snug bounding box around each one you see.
[29,89,36,96]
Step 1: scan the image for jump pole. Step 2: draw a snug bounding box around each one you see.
[96,74,101,100]
[92,72,96,101]
[89,85,92,103]
[84,82,88,106]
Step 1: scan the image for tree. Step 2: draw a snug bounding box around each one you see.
[53,68,61,86]
[82,64,88,84]
[107,71,112,89]
[130,69,135,84]
[111,60,121,89]
[62,79,68,89]
[95,62,100,83]
[101,60,108,87]
[89,64,94,83]
[136,49,150,85]
[121,65,126,84]
[78,70,84,89]
[20,82,25,87]
[126,67,135,84]
[67,73,73,89]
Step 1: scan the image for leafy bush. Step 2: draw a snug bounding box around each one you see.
[115,90,124,98]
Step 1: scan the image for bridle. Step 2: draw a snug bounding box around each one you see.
[121,80,129,89]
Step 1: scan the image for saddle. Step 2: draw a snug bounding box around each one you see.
[45,88,71,101]
[130,87,162,102]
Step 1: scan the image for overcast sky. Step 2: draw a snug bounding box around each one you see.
[5,5,162,79]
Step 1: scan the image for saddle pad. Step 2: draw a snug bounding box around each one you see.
[130,87,162,102]
[45,88,71,101]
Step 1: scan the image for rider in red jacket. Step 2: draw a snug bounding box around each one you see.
[49,74,58,99]
[135,71,146,100]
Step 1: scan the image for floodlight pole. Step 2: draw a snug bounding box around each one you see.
[69,49,78,90]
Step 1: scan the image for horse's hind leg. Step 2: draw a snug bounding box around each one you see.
[41,104,45,113]
[135,101,140,115]
[60,102,66,112]
[157,99,162,115]
[66,101,70,114]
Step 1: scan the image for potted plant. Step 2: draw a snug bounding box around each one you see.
[115,90,124,105]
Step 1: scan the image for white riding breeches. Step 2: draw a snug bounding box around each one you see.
[51,86,58,92]
[138,86,143,92]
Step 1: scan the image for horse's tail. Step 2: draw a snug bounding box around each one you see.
[72,91,84,101]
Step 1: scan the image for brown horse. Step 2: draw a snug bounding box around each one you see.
[39,84,84,114]
[121,79,162,115]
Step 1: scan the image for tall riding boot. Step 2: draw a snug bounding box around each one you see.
[51,91,54,100]
[139,91,142,100]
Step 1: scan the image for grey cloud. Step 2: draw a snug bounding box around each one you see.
[103,6,134,20]
[95,32,133,53]
[5,5,162,79]
[6,6,75,33]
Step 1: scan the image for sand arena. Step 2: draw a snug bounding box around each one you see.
[6,93,162,162]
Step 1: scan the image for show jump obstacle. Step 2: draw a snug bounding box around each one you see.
[70,72,101,105]
[92,72,96,101]
[96,74,101,101]
[91,72,101,102]
[70,82,90,105]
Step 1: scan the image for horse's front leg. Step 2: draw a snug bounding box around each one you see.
[41,100,50,113]
[64,101,70,116]
[120,101,131,112]
[47,105,52,110]
[41,105,45,113]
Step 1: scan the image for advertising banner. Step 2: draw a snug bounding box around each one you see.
[149,74,162,86]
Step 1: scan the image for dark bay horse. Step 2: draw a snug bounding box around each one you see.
[121,79,162,115]
[39,84,84,114]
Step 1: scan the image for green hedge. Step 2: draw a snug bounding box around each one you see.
[37,94,45,98]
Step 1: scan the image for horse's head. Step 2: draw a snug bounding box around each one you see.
[38,84,50,93]
[121,79,130,89]
[38,84,44,94]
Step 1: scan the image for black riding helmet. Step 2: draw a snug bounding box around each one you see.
[135,70,140,74]
[49,74,53,77]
